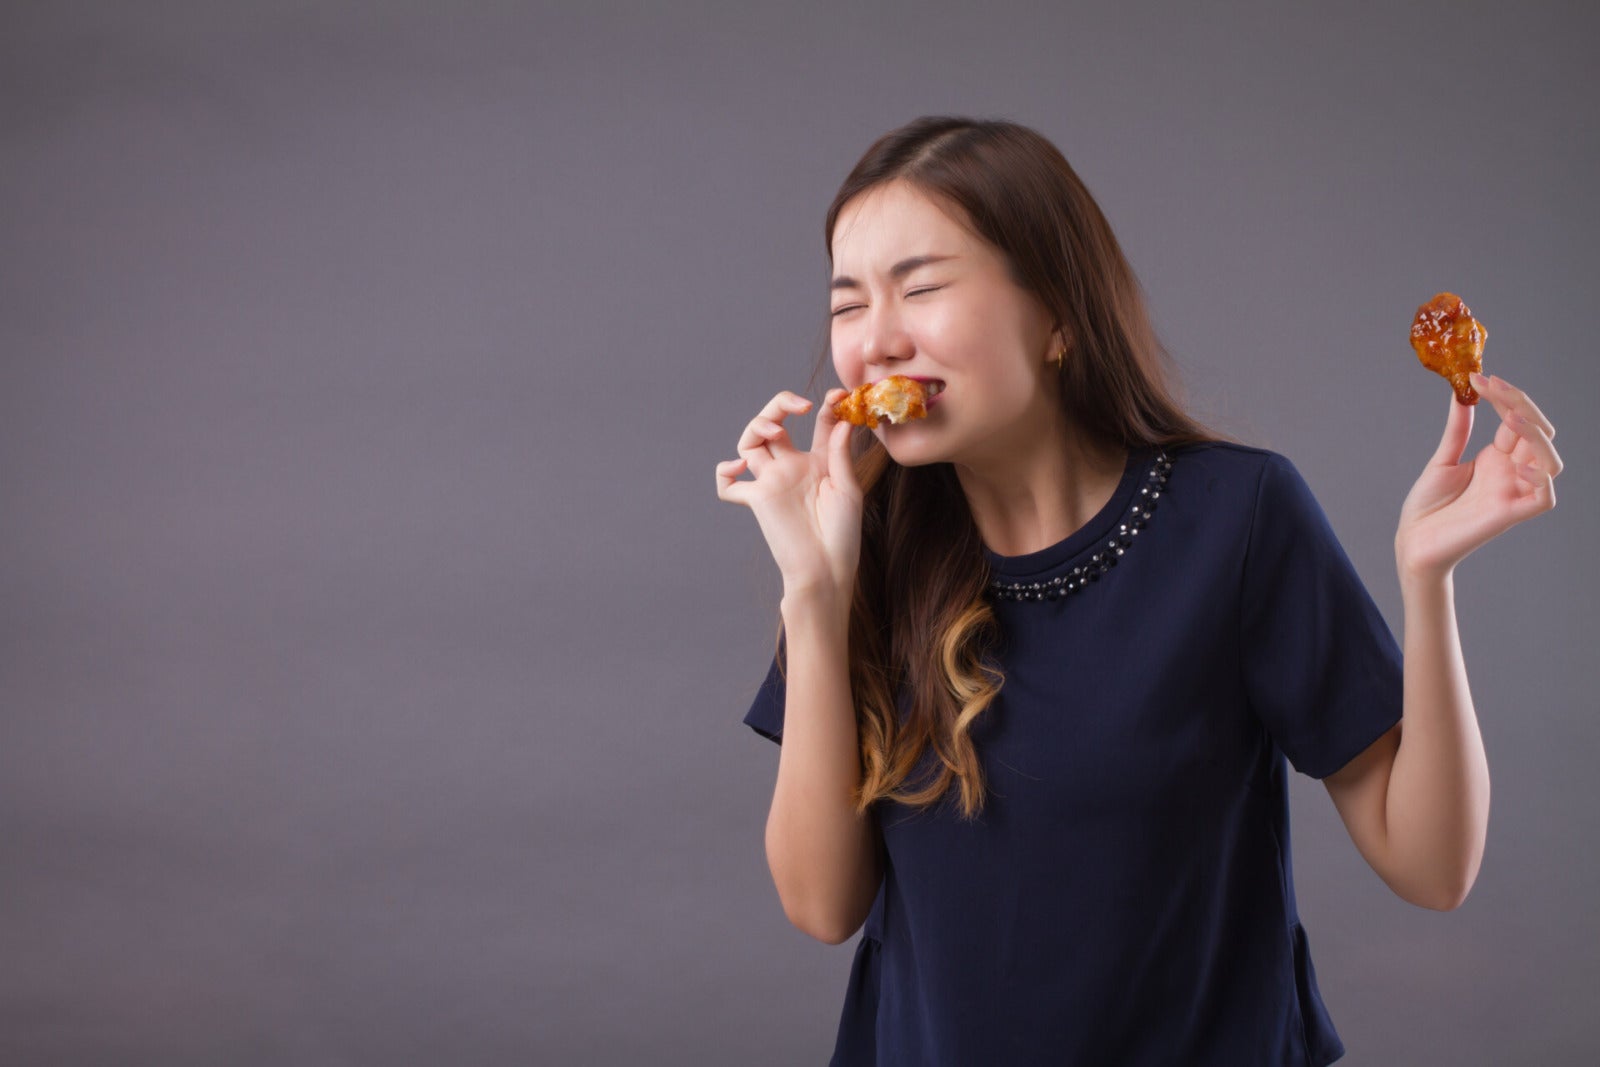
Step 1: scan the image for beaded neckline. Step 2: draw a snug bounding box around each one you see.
[986,450,1172,603]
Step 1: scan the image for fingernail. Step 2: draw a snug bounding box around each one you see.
[1469,371,1487,387]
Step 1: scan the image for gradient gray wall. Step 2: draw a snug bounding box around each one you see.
[3,2,1595,1064]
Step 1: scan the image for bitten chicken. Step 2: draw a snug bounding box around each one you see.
[833,375,932,428]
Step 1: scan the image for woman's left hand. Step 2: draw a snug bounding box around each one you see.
[1395,371,1562,581]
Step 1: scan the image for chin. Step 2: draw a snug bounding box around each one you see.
[878,427,952,468]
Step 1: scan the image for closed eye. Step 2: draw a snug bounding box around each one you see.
[829,286,943,318]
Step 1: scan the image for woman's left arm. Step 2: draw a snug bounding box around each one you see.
[1325,371,1561,910]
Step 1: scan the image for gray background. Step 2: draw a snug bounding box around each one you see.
[2,2,1595,1064]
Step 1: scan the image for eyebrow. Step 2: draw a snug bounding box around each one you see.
[830,254,957,291]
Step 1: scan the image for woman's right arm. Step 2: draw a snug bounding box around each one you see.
[765,584,882,944]
[715,389,884,944]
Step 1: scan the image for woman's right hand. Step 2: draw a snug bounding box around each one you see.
[715,388,863,599]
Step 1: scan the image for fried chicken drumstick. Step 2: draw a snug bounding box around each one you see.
[1410,292,1487,405]
[832,375,932,428]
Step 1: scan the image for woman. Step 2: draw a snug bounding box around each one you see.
[713,117,1561,1065]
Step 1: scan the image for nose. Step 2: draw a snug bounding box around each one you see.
[860,305,915,369]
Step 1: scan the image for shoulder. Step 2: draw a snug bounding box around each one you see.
[1160,442,1334,561]
[1168,440,1314,507]
[1169,439,1290,475]
[1163,440,1302,506]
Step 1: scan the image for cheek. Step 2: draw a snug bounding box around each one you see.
[922,302,993,368]
[994,361,1043,409]
[830,341,864,387]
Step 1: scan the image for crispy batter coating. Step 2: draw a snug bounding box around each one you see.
[833,375,929,428]
[1410,292,1487,405]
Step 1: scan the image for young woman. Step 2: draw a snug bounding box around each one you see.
[713,117,1561,1066]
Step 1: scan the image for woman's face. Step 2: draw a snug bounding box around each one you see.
[829,179,1062,469]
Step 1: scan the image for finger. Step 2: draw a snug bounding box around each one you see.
[1510,463,1556,517]
[734,429,771,474]
[751,416,797,451]
[716,478,753,506]
[812,388,849,455]
[828,416,860,497]
[758,391,813,424]
[1491,409,1517,455]
[715,459,753,505]
[1489,373,1556,441]
[1430,389,1474,466]
[739,393,811,461]
[1472,373,1519,441]
[736,416,796,469]
[1503,411,1564,477]
[1472,372,1557,442]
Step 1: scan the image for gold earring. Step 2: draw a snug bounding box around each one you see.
[1055,347,1067,370]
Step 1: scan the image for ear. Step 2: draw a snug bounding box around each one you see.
[1047,327,1071,367]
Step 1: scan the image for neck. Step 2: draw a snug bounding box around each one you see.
[953,410,1128,558]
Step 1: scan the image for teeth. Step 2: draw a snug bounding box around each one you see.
[925,381,945,396]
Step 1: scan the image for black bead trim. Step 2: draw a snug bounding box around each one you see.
[986,451,1172,603]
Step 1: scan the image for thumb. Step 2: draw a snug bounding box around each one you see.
[1429,389,1474,467]
[828,418,861,496]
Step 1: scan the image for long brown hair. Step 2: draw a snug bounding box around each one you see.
[787,116,1220,820]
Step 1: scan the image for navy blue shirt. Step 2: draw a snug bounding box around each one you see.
[743,442,1404,1066]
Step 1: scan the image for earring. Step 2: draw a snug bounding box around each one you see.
[1055,347,1067,370]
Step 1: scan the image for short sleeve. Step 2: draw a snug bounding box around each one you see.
[743,642,786,745]
[1240,453,1403,779]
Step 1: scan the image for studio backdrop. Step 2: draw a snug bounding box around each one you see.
[2,2,1595,1064]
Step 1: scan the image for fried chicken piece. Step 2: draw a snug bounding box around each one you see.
[833,375,931,428]
[1410,292,1487,405]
